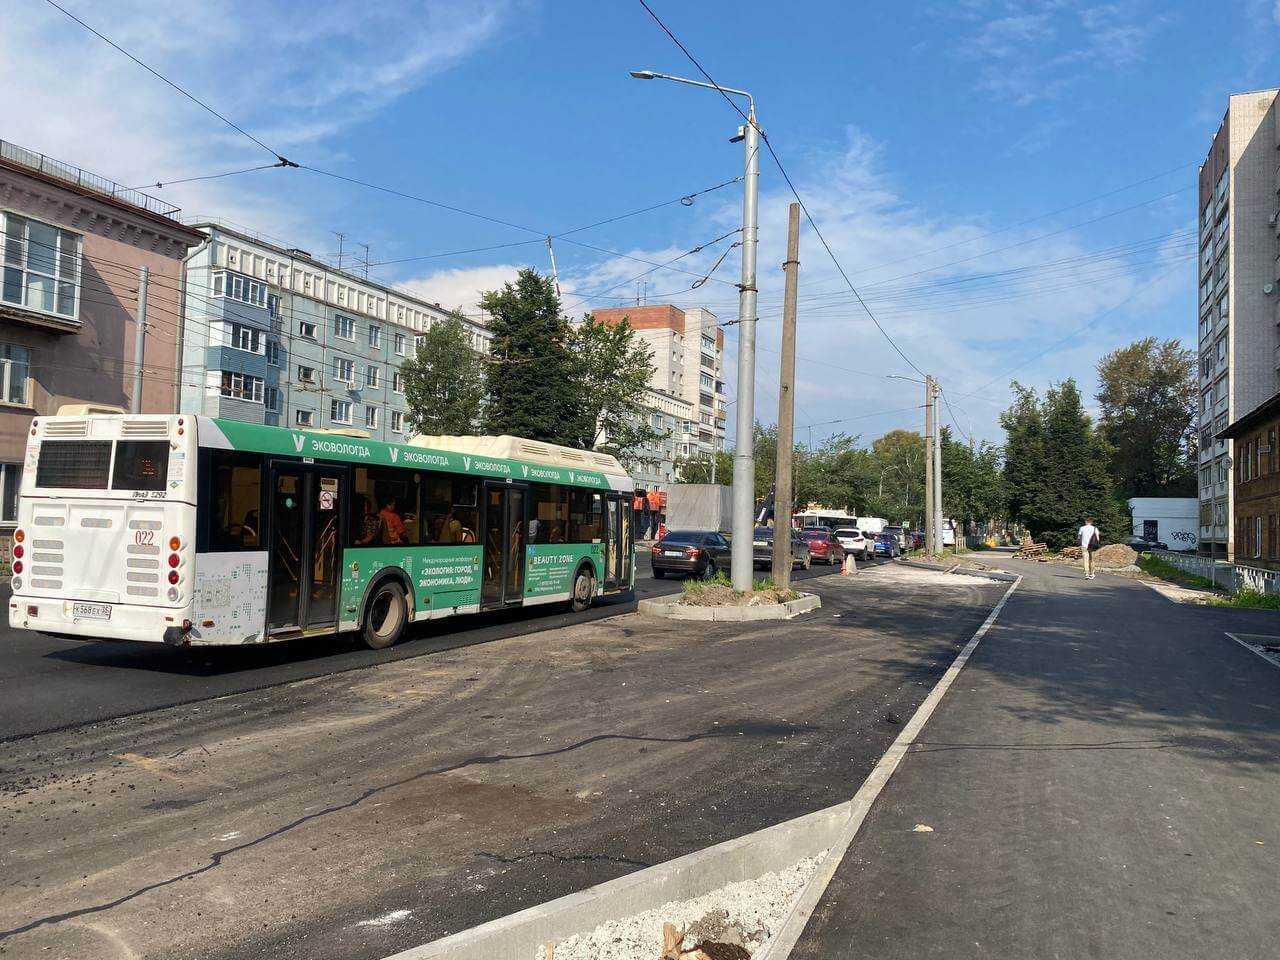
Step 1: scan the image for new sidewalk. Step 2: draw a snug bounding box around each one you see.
[792,557,1280,959]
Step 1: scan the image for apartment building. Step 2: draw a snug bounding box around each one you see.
[630,385,694,488]
[0,139,203,539]
[179,224,490,442]
[1196,89,1280,558]
[592,303,728,478]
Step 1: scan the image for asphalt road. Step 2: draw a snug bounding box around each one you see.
[0,562,997,960]
[793,556,1280,960]
[0,553,887,741]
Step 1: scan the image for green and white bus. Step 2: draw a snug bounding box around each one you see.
[8,413,635,649]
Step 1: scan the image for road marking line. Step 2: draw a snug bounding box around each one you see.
[759,574,1023,960]
[1224,632,1280,671]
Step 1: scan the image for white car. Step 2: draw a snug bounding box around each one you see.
[832,527,872,561]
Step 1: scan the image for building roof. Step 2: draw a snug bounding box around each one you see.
[1217,392,1280,440]
[0,139,203,243]
[408,433,628,478]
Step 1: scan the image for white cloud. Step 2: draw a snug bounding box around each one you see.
[399,264,530,315]
[562,129,1192,446]
[0,0,520,245]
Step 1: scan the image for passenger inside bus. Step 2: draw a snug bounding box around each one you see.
[354,496,380,545]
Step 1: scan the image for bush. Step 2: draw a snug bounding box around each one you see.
[1136,553,1217,591]
[1215,587,1280,610]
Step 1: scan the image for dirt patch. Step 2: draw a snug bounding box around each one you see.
[1093,543,1138,568]
[678,585,800,607]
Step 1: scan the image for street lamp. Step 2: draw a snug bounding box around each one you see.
[632,68,759,590]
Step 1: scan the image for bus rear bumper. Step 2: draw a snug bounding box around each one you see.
[8,597,191,645]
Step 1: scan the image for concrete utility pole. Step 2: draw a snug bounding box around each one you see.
[627,69,758,589]
[924,375,935,555]
[130,266,149,414]
[729,100,761,590]
[933,379,944,554]
[773,203,801,589]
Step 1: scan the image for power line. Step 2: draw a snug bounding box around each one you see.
[128,161,292,192]
[42,0,294,166]
[634,0,927,379]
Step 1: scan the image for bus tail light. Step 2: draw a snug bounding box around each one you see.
[11,544,22,559]
[168,570,180,585]
[13,529,24,544]
[11,561,22,574]
[167,553,180,568]
[169,536,181,551]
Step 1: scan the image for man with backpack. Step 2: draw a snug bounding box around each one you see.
[1079,516,1100,580]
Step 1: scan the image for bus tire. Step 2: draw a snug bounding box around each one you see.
[570,564,595,613]
[362,580,408,650]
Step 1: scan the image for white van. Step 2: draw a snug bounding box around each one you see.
[856,516,886,537]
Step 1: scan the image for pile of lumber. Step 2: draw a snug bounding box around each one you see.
[1014,535,1048,560]
[1060,546,1082,560]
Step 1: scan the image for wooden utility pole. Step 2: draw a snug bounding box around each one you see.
[924,374,935,555]
[773,203,801,588]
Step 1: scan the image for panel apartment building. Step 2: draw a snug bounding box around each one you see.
[179,224,490,442]
[592,304,728,484]
[1197,88,1280,558]
[0,139,203,542]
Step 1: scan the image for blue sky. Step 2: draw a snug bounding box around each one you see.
[5,0,1279,447]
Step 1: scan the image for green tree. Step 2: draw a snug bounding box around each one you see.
[940,427,1007,532]
[399,312,485,436]
[870,429,927,526]
[566,314,664,464]
[1095,337,1198,497]
[675,449,732,485]
[480,269,581,445]
[1000,379,1125,548]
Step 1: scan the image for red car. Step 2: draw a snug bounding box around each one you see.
[801,528,847,566]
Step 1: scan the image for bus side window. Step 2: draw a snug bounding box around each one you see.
[529,483,568,544]
[209,451,264,551]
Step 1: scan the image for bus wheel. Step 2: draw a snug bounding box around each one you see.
[363,580,407,650]
[570,567,594,613]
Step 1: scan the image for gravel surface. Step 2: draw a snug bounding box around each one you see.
[540,854,825,960]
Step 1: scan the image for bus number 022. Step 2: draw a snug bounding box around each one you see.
[135,530,155,547]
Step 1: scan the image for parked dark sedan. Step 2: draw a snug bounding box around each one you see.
[873,531,901,558]
[651,530,732,579]
[801,528,847,566]
[751,526,811,570]
[1125,535,1168,551]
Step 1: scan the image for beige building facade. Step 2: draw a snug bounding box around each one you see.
[0,140,202,533]
[1196,89,1280,558]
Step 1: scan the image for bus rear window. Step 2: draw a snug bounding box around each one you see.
[113,441,170,491]
[35,440,111,489]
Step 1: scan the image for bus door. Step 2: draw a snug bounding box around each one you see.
[481,481,527,608]
[267,461,347,634]
[603,494,630,590]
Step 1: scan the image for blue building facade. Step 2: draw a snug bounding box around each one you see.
[179,225,490,440]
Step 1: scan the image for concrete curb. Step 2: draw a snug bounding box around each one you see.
[897,558,1018,583]
[384,801,853,960]
[636,592,821,621]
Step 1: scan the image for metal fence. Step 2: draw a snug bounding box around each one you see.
[1,140,181,219]
[1149,549,1280,595]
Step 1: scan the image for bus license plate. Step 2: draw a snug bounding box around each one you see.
[72,602,112,621]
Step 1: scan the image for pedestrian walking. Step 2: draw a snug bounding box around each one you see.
[1079,516,1100,580]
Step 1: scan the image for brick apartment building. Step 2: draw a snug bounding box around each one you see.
[0,139,203,538]
[1219,392,1280,567]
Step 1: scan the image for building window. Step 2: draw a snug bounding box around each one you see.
[220,371,264,403]
[212,269,270,309]
[298,364,316,385]
[395,332,407,356]
[391,410,404,434]
[265,339,280,366]
[267,293,280,318]
[330,399,352,424]
[368,324,381,349]
[264,386,280,412]
[228,323,262,353]
[365,406,379,429]
[392,372,404,394]
[332,357,354,384]
[1,463,22,522]
[365,365,380,389]
[295,409,314,427]
[334,314,355,340]
[1,212,81,319]
[0,344,31,406]
[1256,516,1264,560]
[298,320,317,340]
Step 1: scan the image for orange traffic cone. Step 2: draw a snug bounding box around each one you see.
[841,553,857,576]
